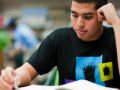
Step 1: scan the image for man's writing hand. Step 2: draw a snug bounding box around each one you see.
[0,67,20,90]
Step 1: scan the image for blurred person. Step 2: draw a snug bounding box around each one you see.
[0,0,120,90]
[0,31,10,70]
[5,18,39,67]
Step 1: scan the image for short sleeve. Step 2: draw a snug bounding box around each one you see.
[27,32,58,75]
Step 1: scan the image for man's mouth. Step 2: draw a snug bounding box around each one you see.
[76,29,88,35]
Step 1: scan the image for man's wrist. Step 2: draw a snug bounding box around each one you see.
[112,18,120,27]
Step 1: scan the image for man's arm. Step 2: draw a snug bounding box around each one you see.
[0,62,38,90]
[15,62,38,86]
[111,18,120,75]
[98,3,120,75]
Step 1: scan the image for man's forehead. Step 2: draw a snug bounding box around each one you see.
[71,1,96,9]
[71,1,97,14]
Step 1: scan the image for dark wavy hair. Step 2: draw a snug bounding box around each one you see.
[72,0,108,9]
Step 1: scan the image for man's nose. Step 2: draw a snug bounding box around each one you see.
[76,17,85,28]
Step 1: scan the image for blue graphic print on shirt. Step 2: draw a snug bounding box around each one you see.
[76,55,105,86]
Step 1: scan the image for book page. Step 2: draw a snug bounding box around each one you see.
[19,80,119,90]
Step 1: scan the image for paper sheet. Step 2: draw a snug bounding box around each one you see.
[19,80,119,90]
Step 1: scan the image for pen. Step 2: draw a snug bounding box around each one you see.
[13,84,19,90]
[13,77,20,90]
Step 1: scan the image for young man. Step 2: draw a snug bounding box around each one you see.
[0,0,120,89]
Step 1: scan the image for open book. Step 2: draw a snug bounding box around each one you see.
[19,80,119,90]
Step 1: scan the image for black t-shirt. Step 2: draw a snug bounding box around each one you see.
[28,26,120,88]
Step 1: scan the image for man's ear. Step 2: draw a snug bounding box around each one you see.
[98,15,103,22]
[98,17,102,22]
[97,10,106,22]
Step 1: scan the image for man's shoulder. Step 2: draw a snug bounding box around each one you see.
[54,27,73,33]
[50,27,73,37]
[45,27,73,42]
[103,26,113,31]
[103,26,115,41]
[103,26,114,34]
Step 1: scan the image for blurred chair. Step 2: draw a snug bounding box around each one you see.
[44,67,59,86]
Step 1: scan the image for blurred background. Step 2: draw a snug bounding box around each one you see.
[0,0,120,86]
[0,0,71,32]
[0,0,120,39]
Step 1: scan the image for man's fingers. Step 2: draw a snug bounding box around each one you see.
[97,3,119,25]
[1,67,15,83]
[0,67,16,90]
[0,77,13,90]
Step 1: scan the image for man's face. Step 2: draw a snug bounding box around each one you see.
[71,1,103,41]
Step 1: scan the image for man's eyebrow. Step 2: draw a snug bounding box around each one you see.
[82,12,95,15]
[71,10,76,14]
[71,10,95,15]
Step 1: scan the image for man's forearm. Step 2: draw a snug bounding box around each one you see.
[15,62,38,87]
[15,67,32,86]
[113,19,120,75]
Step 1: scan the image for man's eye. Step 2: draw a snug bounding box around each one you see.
[83,15,93,20]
